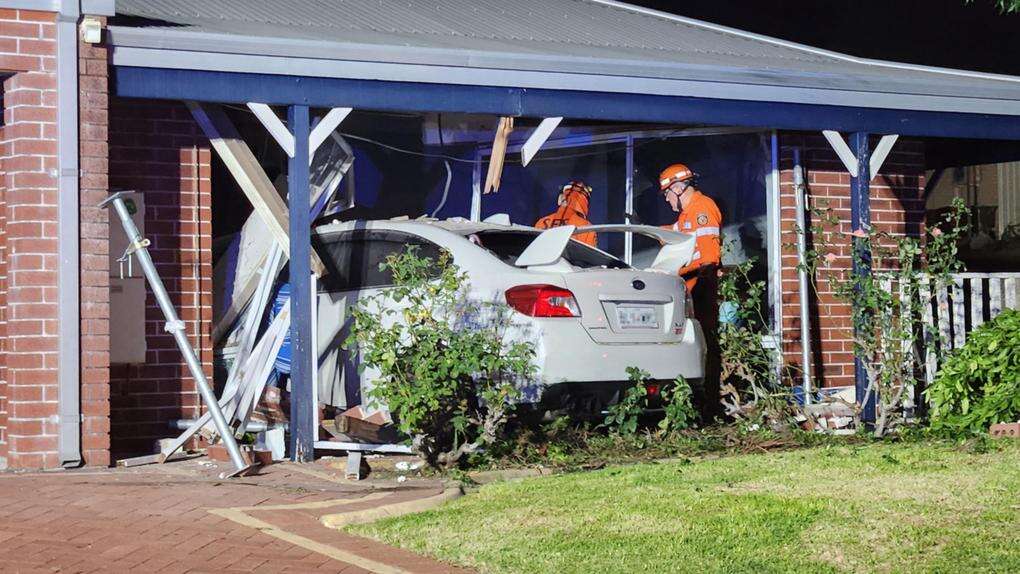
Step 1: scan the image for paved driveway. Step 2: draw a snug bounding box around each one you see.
[0,459,469,573]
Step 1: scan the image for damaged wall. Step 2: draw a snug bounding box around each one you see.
[778,133,926,389]
[109,98,213,458]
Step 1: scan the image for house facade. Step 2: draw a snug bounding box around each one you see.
[0,0,1017,469]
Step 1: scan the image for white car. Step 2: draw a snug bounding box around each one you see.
[311,218,706,416]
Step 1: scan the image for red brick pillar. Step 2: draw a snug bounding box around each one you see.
[0,8,60,468]
[109,99,213,457]
[78,17,110,466]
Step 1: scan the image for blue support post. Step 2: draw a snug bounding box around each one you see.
[850,132,876,424]
[288,104,315,461]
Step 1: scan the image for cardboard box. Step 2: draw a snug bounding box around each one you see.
[990,422,1020,438]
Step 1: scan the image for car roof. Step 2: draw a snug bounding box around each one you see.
[425,218,538,235]
[313,217,539,237]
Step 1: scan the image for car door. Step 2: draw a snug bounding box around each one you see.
[314,228,443,410]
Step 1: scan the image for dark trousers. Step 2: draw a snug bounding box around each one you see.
[689,266,721,421]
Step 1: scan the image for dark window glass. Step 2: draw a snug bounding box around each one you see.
[473,230,629,270]
[314,230,442,292]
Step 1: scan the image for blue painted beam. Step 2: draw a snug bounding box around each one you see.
[114,66,1020,141]
[287,104,315,462]
[850,132,876,425]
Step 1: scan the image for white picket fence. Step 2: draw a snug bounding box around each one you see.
[884,272,1020,387]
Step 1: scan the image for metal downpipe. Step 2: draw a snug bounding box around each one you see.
[793,149,813,405]
[56,0,82,468]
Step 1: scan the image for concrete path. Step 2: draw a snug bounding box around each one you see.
[0,458,471,573]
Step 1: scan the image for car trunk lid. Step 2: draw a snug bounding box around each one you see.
[562,269,687,344]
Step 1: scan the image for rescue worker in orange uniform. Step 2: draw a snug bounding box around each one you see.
[535,180,597,247]
[659,164,723,291]
[659,163,723,420]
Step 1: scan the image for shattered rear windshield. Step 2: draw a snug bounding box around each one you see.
[472,230,629,270]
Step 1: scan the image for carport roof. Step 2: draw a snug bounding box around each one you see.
[107,0,1020,117]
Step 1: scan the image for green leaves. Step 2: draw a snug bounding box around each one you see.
[660,376,697,433]
[804,197,972,436]
[345,246,536,469]
[601,367,650,436]
[927,309,1020,436]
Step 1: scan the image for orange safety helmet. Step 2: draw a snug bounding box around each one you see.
[562,180,593,197]
[659,163,696,191]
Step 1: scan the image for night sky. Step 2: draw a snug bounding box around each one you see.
[628,0,1020,76]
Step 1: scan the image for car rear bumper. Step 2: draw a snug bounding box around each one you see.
[534,317,706,387]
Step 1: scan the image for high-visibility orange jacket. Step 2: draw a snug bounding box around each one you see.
[664,190,722,291]
[535,189,597,247]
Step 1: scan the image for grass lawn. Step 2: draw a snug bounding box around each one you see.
[353,441,1020,573]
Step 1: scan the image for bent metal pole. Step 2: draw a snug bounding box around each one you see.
[100,191,251,477]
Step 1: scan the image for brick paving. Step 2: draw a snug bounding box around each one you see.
[0,459,471,573]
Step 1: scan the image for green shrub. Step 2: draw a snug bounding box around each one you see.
[601,367,648,436]
[603,368,697,436]
[659,376,697,433]
[926,309,1020,436]
[346,247,535,468]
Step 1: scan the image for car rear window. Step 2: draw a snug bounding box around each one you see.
[472,230,629,269]
[313,230,443,291]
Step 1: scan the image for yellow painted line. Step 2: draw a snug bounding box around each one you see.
[210,507,409,574]
[321,487,462,530]
[230,492,391,512]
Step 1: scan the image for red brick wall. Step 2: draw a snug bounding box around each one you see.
[79,17,110,466]
[0,8,60,469]
[777,132,926,389]
[109,98,213,458]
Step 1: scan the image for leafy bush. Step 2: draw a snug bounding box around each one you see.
[346,247,535,468]
[603,368,697,436]
[659,377,697,433]
[807,197,970,436]
[717,258,796,430]
[926,309,1020,436]
[601,367,649,435]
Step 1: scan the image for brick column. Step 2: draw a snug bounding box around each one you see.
[109,99,213,458]
[0,8,60,469]
[78,17,110,466]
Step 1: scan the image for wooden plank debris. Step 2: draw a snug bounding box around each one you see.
[483,116,514,194]
[186,101,326,276]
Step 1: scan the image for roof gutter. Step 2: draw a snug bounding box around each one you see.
[105,25,1020,105]
[108,45,1020,118]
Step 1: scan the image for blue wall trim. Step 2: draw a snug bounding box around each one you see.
[113,66,1020,140]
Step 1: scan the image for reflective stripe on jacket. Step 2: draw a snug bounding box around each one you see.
[666,191,722,291]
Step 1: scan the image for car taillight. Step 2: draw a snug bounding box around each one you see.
[505,284,581,318]
[685,290,696,319]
